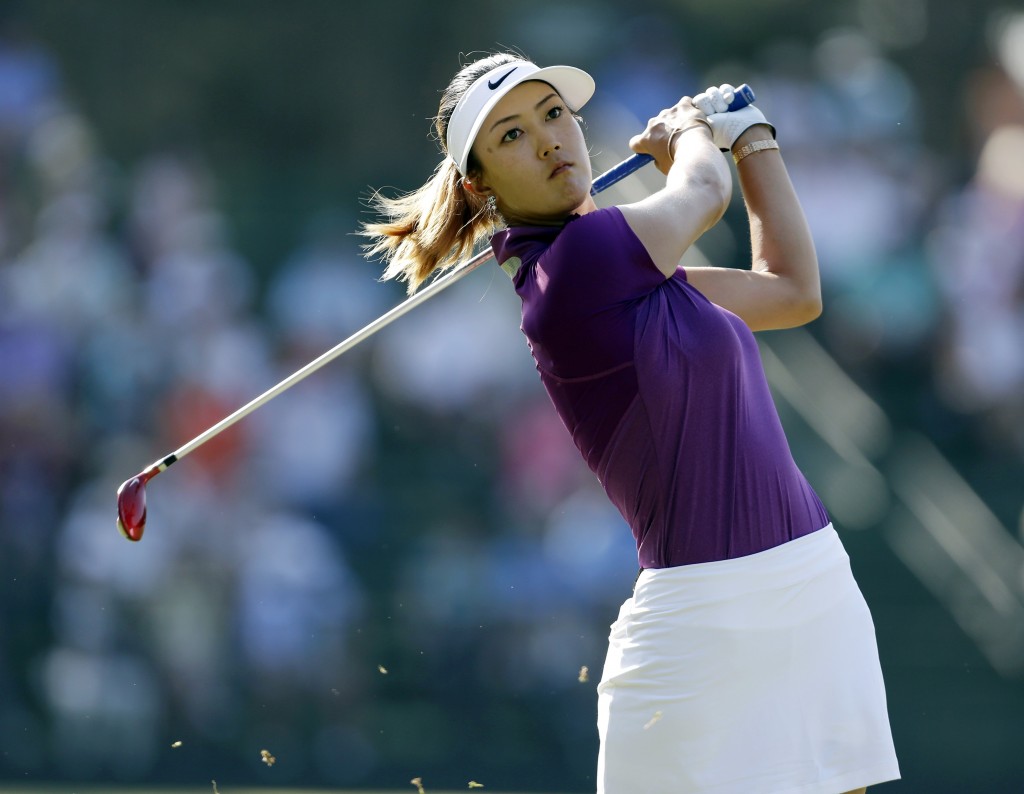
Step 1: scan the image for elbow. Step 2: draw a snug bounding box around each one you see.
[766,292,820,331]
[791,283,823,326]
[713,174,732,225]
[762,266,821,329]
[761,244,822,328]
[799,295,823,325]
[799,255,823,324]
[712,164,732,217]
[697,168,732,230]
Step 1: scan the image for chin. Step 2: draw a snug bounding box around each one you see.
[566,187,593,214]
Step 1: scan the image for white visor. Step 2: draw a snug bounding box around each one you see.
[446,60,595,175]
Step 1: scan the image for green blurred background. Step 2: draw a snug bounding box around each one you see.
[1,0,1023,791]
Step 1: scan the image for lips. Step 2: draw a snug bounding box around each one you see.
[549,161,573,178]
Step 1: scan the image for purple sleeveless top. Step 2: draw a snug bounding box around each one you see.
[491,207,828,568]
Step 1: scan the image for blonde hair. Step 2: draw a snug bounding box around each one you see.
[360,52,524,294]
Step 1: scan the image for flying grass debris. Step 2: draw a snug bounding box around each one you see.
[468,782,485,788]
[261,748,276,766]
[378,664,389,674]
[578,665,589,682]
[171,740,183,748]
[411,777,426,794]
[211,782,220,794]
[643,710,664,730]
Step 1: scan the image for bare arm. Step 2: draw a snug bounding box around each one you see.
[685,126,822,331]
[618,99,733,277]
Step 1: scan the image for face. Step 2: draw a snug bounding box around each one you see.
[467,80,596,225]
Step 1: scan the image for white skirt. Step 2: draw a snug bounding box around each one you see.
[597,525,900,794]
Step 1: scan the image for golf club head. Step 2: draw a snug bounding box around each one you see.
[116,475,147,541]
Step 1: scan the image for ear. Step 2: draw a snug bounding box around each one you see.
[462,173,493,199]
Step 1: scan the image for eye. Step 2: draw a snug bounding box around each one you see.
[547,105,564,120]
[501,127,522,143]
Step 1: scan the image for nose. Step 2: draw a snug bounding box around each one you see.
[538,133,561,159]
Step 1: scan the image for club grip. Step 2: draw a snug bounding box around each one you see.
[590,83,755,196]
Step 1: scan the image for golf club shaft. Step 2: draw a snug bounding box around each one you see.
[151,84,757,470]
[163,245,494,467]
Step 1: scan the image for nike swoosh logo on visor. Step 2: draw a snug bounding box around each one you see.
[488,67,517,90]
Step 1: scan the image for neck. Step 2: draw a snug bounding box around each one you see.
[504,195,599,228]
[575,195,599,215]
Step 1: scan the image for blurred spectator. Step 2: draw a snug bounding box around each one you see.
[927,61,1024,452]
[753,30,941,366]
[0,17,60,148]
[368,266,540,418]
[256,209,383,516]
[266,208,391,349]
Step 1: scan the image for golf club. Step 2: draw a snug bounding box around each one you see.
[116,84,756,541]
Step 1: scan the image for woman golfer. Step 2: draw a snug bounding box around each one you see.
[363,52,900,794]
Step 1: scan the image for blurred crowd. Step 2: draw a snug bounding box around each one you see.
[1,7,1023,790]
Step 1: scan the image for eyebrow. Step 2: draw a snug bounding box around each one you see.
[487,92,559,133]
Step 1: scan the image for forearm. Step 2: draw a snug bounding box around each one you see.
[667,125,732,228]
[733,126,821,312]
[620,116,734,275]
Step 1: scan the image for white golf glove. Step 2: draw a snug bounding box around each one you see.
[693,84,775,152]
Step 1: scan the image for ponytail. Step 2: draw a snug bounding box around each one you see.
[360,156,501,294]
[361,50,525,294]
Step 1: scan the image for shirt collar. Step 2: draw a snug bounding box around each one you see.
[491,215,581,282]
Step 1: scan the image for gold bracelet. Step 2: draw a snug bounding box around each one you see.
[668,119,713,162]
[732,138,780,164]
